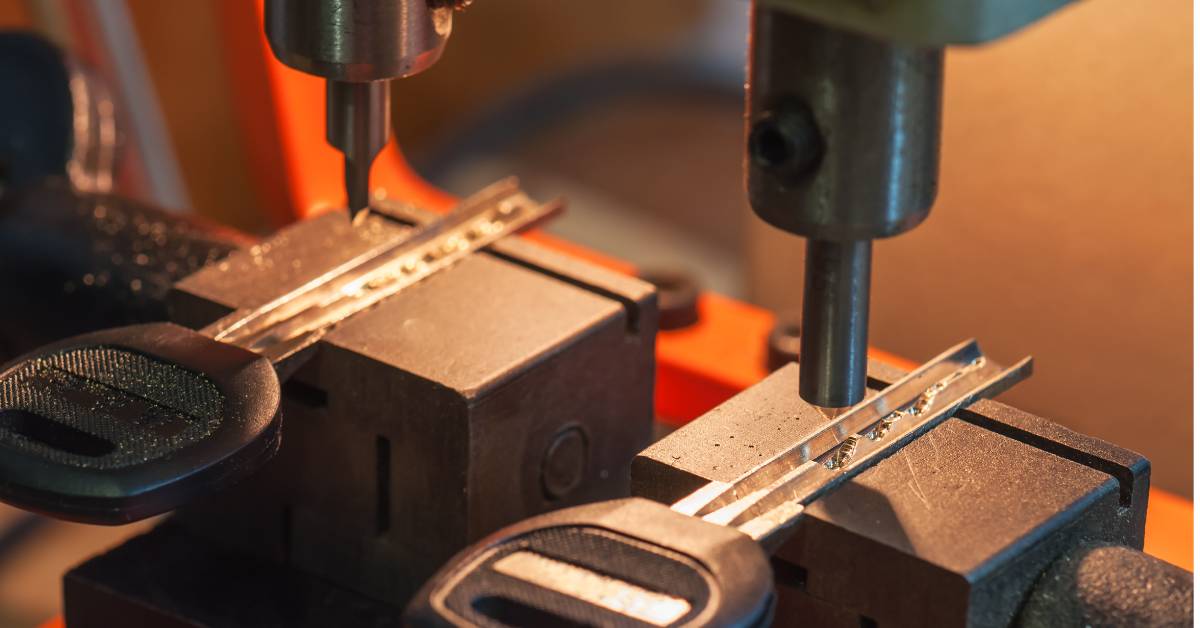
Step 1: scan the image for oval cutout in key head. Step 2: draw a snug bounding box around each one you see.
[408,498,776,628]
[0,322,281,524]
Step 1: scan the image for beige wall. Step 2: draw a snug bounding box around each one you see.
[748,0,1194,493]
[392,0,709,153]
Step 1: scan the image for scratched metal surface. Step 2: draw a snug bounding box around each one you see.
[633,363,834,503]
[634,358,1148,627]
[802,418,1113,574]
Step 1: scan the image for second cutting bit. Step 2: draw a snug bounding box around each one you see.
[264,0,456,220]
[746,5,944,410]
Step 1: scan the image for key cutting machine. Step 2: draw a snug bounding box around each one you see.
[0,1,1190,627]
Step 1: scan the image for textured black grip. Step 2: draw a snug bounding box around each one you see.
[408,498,775,628]
[0,323,281,524]
[0,345,223,468]
[0,179,243,363]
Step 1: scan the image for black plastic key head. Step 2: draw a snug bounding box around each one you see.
[0,322,281,524]
[407,498,776,628]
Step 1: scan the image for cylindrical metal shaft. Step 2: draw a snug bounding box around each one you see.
[327,81,390,219]
[264,0,454,219]
[746,6,944,240]
[746,4,944,408]
[264,0,452,82]
[799,239,871,408]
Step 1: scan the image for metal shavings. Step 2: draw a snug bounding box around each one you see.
[869,409,906,441]
[827,435,860,469]
[854,357,993,456]
[210,181,557,364]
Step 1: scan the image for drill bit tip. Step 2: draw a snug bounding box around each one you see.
[815,405,851,421]
[344,154,371,224]
[326,79,388,225]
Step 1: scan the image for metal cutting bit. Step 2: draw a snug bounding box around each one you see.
[746,6,943,411]
[264,0,455,221]
[327,80,389,222]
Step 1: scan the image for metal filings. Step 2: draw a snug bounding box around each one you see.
[826,357,989,468]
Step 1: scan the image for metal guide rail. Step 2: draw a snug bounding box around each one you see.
[406,340,1033,627]
[0,179,561,524]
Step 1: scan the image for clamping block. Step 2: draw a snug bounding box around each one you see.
[163,201,657,604]
[634,360,1149,628]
